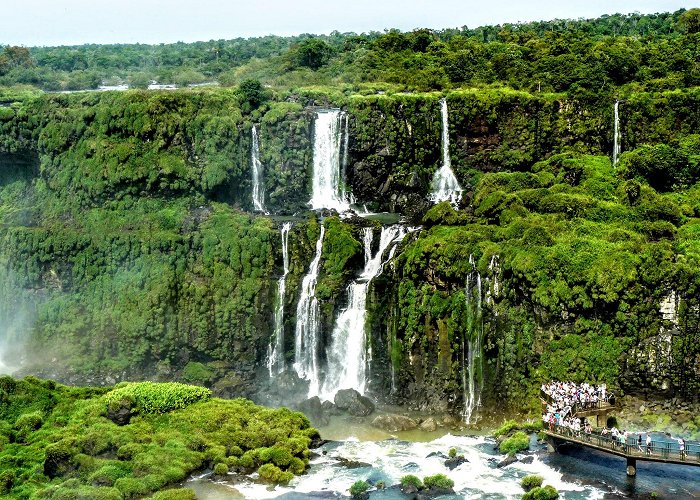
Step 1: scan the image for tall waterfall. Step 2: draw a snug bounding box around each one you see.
[462,254,483,424]
[251,125,267,213]
[319,226,407,400]
[293,225,326,396]
[267,222,292,377]
[309,110,351,212]
[430,98,463,206]
[613,101,622,166]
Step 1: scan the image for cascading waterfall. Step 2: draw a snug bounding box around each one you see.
[293,225,326,396]
[462,254,483,424]
[309,110,351,212]
[250,125,267,213]
[319,225,407,400]
[613,101,622,166]
[430,98,463,206]
[267,222,292,377]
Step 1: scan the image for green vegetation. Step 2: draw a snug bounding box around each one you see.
[522,485,560,500]
[0,377,316,498]
[499,431,531,455]
[400,474,423,489]
[349,480,371,498]
[521,475,544,492]
[0,10,698,424]
[423,473,455,490]
[0,10,695,94]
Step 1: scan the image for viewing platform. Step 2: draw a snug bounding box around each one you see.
[544,424,700,476]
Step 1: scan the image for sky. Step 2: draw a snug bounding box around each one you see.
[2,0,693,46]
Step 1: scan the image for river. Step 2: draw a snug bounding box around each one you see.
[184,414,700,499]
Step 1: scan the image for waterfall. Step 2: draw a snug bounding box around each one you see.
[462,254,483,424]
[430,98,463,207]
[293,225,326,396]
[251,125,267,213]
[309,110,351,212]
[267,222,292,377]
[319,225,407,400]
[613,101,622,166]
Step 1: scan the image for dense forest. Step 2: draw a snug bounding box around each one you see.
[1,9,698,93]
[0,8,699,434]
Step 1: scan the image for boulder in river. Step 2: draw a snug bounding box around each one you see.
[420,417,438,432]
[334,389,375,416]
[371,414,419,432]
[297,396,329,426]
[497,455,519,468]
[444,455,468,470]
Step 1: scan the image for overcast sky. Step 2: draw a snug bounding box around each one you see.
[2,0,692,46]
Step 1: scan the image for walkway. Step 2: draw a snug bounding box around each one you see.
[544,425,700,476]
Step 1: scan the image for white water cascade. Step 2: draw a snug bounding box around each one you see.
[462,254,483,424]
[430,98,463,206]
[319,226,407,400]
[293,225,326,396]
[613,101,622,166]
[309,110,351,212]
[250,125,267,213]
[267,222,292,377]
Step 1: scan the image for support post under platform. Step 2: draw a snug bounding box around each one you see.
[626,457,636,477]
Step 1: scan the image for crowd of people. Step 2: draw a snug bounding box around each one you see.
[541,381,611,420]
[541,380,690,460]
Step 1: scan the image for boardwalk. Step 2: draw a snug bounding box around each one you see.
[544,425,700,476]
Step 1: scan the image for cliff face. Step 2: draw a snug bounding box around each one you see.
[0,87,698,414]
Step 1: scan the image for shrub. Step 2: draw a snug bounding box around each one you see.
[400,475,423,489]
[448,447,457,458]
[0,470,14,493]
[494,419,519,437]
[103,382,211,415]
[213,462,228,476]
[258,463,293,484]
[114,476,151,498]
[521,474,544,491]
[499,431,530,455]
[349,480,370,498]
[423,473,455,490]
[88,464,131,487]
[522,485,560,500]
[181,362,215,385]
[150,489,197,500]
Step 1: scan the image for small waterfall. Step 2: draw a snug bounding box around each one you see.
[462,254,483,424]
[320,226,407,400]
[267,222,292,377]
[251,125,267,213]
[293,225,326,396]
[485,254,500,309]
[613,101,622,166]
[309,110,351,212]
[430,98,463,207]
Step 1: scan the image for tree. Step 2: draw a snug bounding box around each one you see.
[678,8,700,34]
[238,79,268,111]
[294,39,333,70]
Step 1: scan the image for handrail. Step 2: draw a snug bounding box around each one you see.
[547,424,700,464]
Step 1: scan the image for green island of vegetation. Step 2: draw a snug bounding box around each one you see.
[0,376,318,498]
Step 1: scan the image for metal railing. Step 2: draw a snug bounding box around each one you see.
[548,424,700,464]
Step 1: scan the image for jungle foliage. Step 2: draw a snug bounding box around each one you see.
[0,376,317,498]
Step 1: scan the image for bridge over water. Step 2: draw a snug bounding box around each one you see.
[544,425,700,476]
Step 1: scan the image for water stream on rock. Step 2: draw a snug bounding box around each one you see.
[250,125,267,213]
[267,222,292,377]
[319,226,407,401]
[613,100,622,166]
[293,225,325,396]
[430,98,463,206]
[462,254,483,424]
[309,110,351,212]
